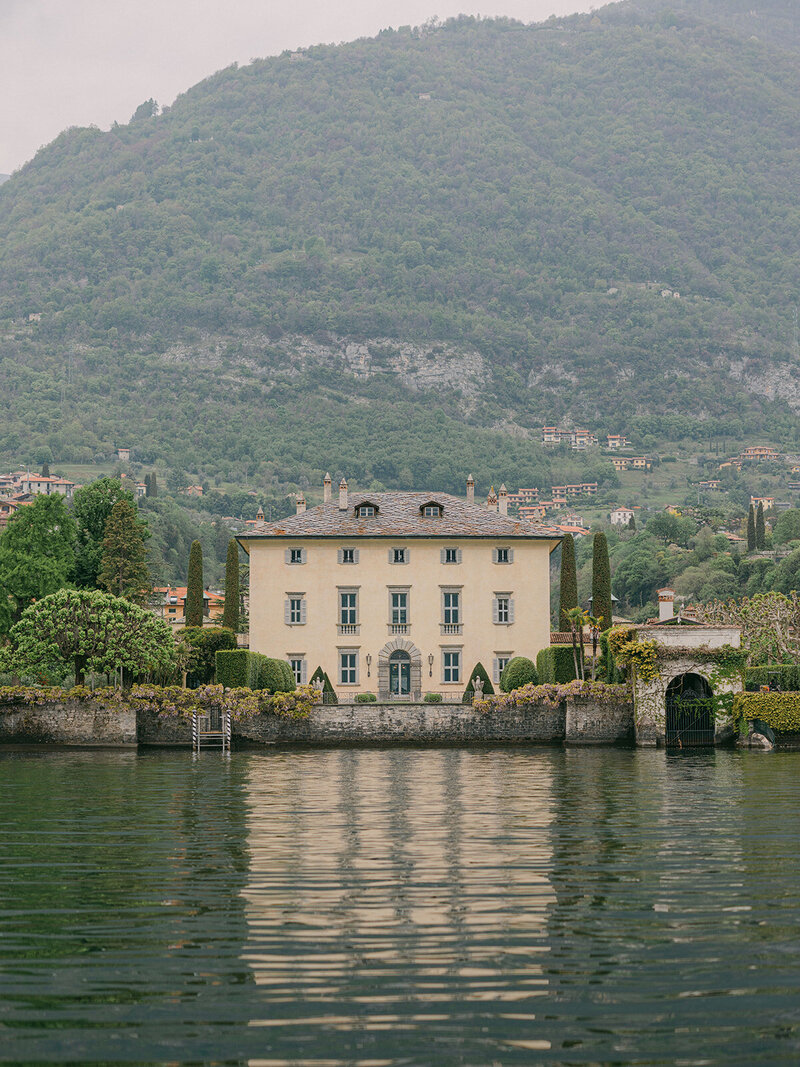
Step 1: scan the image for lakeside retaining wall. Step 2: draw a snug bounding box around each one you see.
[1,697,634,748]
[0,700,137,746]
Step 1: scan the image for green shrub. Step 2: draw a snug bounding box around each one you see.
[355,692,377,703]
[733,692,800,733]
[423,692,442,703]
[535,646,577,685]
[184,626,237,686]
[500,656,538,692]
[216,649,257,689]
[745,665,800,691]
[462,661,495,703]
[257,657,295,693]
[599,631,621,683]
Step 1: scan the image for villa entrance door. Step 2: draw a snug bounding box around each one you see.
[389,650,411,697]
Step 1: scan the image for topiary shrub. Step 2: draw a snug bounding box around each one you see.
[423,692,442,703]
[535,647,577,685]
[355,692,377,703]
[462,662,495,703]
[310,665,338,704]
[257,657,296,694]
[216,649,257,689]
[184,626,237,686]
[500,656,538,692]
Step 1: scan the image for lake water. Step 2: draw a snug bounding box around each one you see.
[1,747,799,1065]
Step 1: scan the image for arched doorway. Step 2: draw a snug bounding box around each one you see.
[389,650,411,697]
[665,673,715,747]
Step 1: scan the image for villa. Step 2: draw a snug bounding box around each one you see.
[238,476,562,698]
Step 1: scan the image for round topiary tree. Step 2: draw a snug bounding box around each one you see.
[462,661,495,703]
[258,657,296,693]
[500,656,538,693]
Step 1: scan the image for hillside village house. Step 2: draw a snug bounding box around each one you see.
[238,476,562,698]
[154,585,225,626]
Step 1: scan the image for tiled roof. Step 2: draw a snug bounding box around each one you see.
[238,491,563,541]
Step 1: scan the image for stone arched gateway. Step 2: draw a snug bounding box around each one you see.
[378,638,422,701]
[664,672,715,747]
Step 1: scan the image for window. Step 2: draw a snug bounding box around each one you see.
[339,591,358,625]
[423,505,441,517]
[357,505,376,517]
[493,547,513,564]
[443,649,461,684]
[493,655,512,685]
[391,591,408,625]
[389,547,408,564]
[286,547,306,565]
[441,547,462,564]
[493,595,515,625]
[289,657,307,685]
[338,547,358,564]
[339,651,358,685]
[285,595,307,625]
[443,591,460,625]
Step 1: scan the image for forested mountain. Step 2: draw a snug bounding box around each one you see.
[1,0,799,492]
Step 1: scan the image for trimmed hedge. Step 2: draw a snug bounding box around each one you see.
[535,647,577,685]
[355,692,377,703]
[462,661,495,703]
[733,691,800,733]
[424,692,442,703]
[745,665,800,691]
[215,650,294,692]
[499,656,538,692]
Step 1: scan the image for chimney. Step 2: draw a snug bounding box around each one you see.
[296,492,306,515]
[498,483,508,517]
[339,477,348,511]
[466,474,475,505]
[658,588,675,623]
[323,472,332,504]
[256,504,265,521]
[486,486,498,512]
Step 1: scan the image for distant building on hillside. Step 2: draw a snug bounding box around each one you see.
[610,507,635,526]
[611,456,650,472]
[117,447,131,463]
[153,586,224,626]
[606,434,629,450]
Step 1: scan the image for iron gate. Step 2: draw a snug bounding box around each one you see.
[665,696,715,747]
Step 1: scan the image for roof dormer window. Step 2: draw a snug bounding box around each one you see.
[420,501,443,517]
[356,502,378,517]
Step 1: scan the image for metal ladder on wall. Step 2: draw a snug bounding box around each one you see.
[192,708,231,753]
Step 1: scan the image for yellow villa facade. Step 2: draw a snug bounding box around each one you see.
[238,477,562,700]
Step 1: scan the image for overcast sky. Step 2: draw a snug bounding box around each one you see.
[0,0,595,175]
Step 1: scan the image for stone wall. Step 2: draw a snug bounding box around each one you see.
[565,697,634,745]
[0,700,137,746]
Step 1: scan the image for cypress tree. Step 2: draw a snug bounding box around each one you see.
[147,471,158,498]
[41,461,50,478]
[559,533,578,632]
[747,505,756,551]
[222,538,240,632]
[756,502,766,550]
[591,531,613,633]
[628,515,635,531]
[144,473,151,496]
[98,498,151,604]
[185,540,204,627]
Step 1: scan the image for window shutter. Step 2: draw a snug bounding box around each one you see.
[508,548,514,563]
[353,549,359,563]
[300,599,307,624]
[338,549,344,564]
[404,549,409,564]
[492,598,499,624]
[492,548,499,563]
[285,548,291,564]
[284,599,291,623]
[388,549,393,564]
[440,548,446,564]
[509,599,515,623]
[301,548,307,564]
[301,660,308,684]
[493,658,500,684]
[457,548,463,563]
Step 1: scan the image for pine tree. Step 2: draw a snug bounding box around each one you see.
[756,502,766,550]
[98,499,151,604]
[222,538,240,632]
[185,540,204,627]
[747,505,756,551]
[591,531,613,633]
[559,533,578,632]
